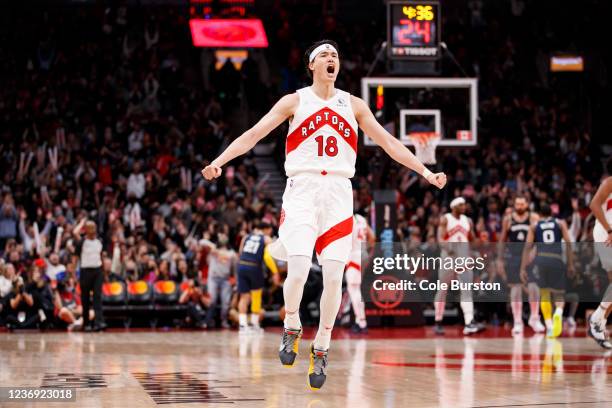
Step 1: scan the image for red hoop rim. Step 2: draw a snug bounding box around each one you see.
[408,132,440,146]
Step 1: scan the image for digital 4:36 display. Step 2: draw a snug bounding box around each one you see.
[388,1,441,59]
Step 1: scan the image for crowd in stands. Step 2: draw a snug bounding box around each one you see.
[0,4,282,330]
[1,1,610,330]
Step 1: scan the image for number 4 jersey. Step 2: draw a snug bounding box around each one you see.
[285,87,358,178]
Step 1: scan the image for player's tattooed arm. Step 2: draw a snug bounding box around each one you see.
[202,93,299,181]
[350,95,446,189]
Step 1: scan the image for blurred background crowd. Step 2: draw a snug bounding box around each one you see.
[0,0,610,330]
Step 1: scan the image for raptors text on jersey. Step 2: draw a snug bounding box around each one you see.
[285,87,358,178]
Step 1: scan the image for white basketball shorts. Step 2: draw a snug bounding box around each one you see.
[269,173,353,263]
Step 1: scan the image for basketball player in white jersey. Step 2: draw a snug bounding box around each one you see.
[202,40,447,390]
[434,197,485,335]
[346,213,375,334]
[588,160,612,349]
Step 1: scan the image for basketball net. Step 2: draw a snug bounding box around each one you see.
[409,132,440,164]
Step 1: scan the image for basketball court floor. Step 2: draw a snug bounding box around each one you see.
[1,327,610,407]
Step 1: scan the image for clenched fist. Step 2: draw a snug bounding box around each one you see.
[426,172,447,189]
[201,164,222,180]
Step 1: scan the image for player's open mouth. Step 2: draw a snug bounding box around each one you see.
[326,65,335,74]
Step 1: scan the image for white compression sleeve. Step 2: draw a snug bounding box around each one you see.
[283,255,312,329]
[314,259,345,350]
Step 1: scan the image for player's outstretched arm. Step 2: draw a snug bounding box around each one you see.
[202,94,298,180]
[351,96,447,189]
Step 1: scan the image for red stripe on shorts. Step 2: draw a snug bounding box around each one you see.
[347,261,361,271]
[315,216,353,255]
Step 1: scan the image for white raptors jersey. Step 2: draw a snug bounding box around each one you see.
[351,214,369,253]
[285,87,358,178]
[593,192,612,242]
[443,213,471,243]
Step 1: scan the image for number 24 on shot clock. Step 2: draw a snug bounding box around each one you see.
[387,1,441,59]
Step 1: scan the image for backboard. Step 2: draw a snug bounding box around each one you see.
[361,77,478,147]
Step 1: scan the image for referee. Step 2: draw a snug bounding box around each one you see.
[73,219,106,331]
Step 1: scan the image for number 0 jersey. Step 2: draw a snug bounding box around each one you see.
[285,87,358,178]
[534,218,562,257]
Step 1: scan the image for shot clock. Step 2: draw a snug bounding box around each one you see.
[387,1,441,59]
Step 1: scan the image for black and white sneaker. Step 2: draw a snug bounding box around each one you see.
[588,315,612,350]
[463,320,485,335]
[433,323,445,335]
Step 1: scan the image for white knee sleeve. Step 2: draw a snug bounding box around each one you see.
[283,255,312,328]
[314,260,345,350]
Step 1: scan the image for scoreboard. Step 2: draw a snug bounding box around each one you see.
[387,1,441,60]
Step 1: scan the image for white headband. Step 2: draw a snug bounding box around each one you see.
[450,197,466,208]
[309,43,338,63]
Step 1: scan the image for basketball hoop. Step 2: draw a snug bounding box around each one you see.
[409,132,440,164]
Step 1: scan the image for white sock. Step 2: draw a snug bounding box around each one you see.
[554,307,563,316]
[592,303,608,322]
[283,255,311,329]
[314,259,345,350]
[592,285,611,322]
[250,313,259,327]
[239,313,247,327]
[461,302,474,325]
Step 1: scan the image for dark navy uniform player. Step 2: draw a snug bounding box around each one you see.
[237,223,278,332]
[499,196,543,335]
[520,204,574,338]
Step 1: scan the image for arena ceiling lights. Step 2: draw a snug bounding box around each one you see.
[189,19,268,48]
